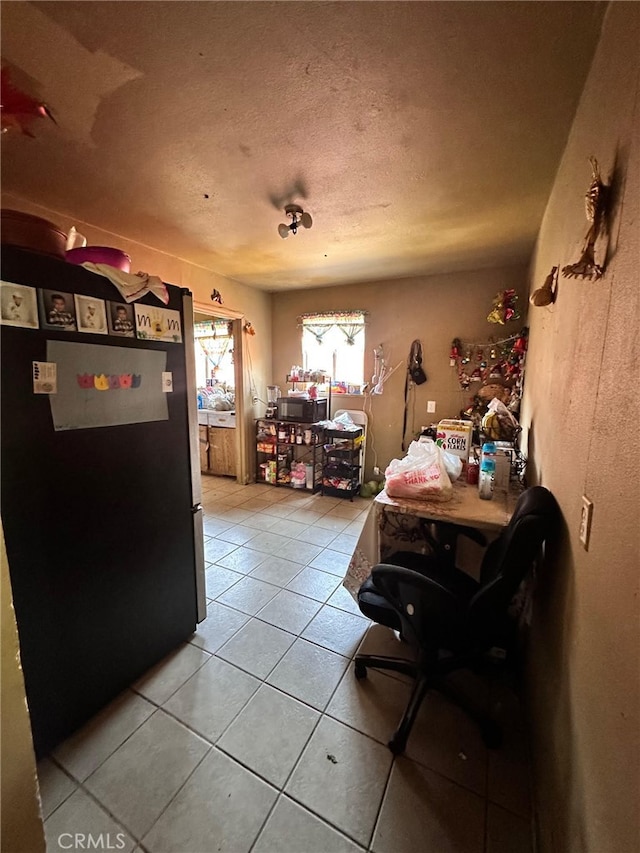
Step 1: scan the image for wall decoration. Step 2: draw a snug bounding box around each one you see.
[47,340,168,431]
[449,328,528,422]
[530,266,558,307]
[38,289,77,332]
[0,281,39,329]
[243,321,256,335]
[486,289,521,324]
[134,305,182,343]
[1,66,56,137]
[562,157,608,280]
[74,294,108,335]
[107,301,135,337]
[210,289,223,304]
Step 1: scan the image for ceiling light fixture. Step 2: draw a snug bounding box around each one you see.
[278,204,313,239]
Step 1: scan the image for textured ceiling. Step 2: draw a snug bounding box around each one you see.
[1,2,605,291]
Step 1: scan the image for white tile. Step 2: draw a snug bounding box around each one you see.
[249,554,305,587]
[267,639,350,711]
[84,710,209,839]
[260,502,297,518]
[328,533,359,556]
[356,624,416,682]
[243,530,292,554]
[314,515,350,533]
[254,795,363,853]
[407,690,489,796]
[326,504,365,520]
[309,548,353,576]
[344,518,366,536]
[268,517,309,538]
[238,497,273,512]
[202,517,233,536]
[326,668,412,746]
[133,643,210,705]
[203,538,238,562]
[277,539,324,565]
[216,507,257,524]
[216,545,266,574]
[488,719,531,817]
[141,748,277,853]
[53,690,155,781]
[189,600,249,654]
[44,789,135,853]
[37,758,77,819]
[257,589,322,635]
[286,567,341,602]
[218,684,320,786]
[372,757,485,853]
[291,509,325,525]
[217,491,252,507]
[217,618,295,679]
[164,656,260,742]
[242,512,281,531]
[327,583,364,616]
[295,525,338,546]
[216,524,260,546]
[301,605,369,657]
[205,564,244,598]
[217,575,280,615]
[286,716,392,847]
[486,803,533,853]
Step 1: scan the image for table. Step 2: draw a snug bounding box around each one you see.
[343,481,520,599]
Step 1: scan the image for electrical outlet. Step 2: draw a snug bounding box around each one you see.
[427,400,436,413]
[252,395,259,405]
[373,466,380,475]
[579,495,593,550]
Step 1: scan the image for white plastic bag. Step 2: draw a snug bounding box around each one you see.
[418,435,462,481]
[384,439,453,501]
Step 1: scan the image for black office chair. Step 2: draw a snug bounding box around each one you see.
[354,486,559,755]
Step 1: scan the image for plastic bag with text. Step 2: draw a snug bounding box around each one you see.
[384,439,453,501]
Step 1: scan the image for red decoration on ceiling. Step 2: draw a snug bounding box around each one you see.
[1,66,56,137]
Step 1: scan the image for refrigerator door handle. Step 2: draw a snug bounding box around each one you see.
[192,505,207,623]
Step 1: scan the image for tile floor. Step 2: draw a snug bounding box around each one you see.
[38,475,534,853]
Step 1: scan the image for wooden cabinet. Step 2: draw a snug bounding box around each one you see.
[208,426,236,477]
[199,425,209,473]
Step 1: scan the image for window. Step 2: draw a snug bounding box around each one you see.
[194,319,235,389]
[301,312,366,390]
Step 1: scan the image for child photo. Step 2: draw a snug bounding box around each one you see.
[107,301,135,337]
[0,281,39,329]
[74,294,108,335]
[38,289,77,332]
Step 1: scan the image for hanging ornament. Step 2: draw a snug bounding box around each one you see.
[530,266,558,307]
[450,338,461,364]
[243,321,256,336]
[476,347,483,362]
[489,345,497,360]
[1,66,56,137]
[487,289,521,325]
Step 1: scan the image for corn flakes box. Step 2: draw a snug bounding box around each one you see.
[435,419,472,460]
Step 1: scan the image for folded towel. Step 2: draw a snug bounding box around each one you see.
[80,262,169,305]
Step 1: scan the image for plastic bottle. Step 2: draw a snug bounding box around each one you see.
[197,392,203,410]
[478,441,496,500]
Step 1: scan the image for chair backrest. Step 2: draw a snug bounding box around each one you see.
[469,486,560,641]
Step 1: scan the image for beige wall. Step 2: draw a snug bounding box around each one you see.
[1,193,273,479]
[272,267,528,479]
[520,4,640,852]
[1,525,46,853]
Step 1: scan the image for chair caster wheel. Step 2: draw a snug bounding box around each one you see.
[481,722,502,749]
[354,661,367,680]
[388,736,406,756]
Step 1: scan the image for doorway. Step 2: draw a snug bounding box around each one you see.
[192,305,247,484]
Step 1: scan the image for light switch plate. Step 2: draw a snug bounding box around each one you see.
[427,400,436,413]
[579,495,593,550]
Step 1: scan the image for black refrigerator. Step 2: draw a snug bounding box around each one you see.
[1,246,206,757]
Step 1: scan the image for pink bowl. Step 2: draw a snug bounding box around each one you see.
[66,246,131,272]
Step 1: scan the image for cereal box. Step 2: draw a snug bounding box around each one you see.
[435,419,472,460]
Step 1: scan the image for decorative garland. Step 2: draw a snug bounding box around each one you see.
[449,328,528,393]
